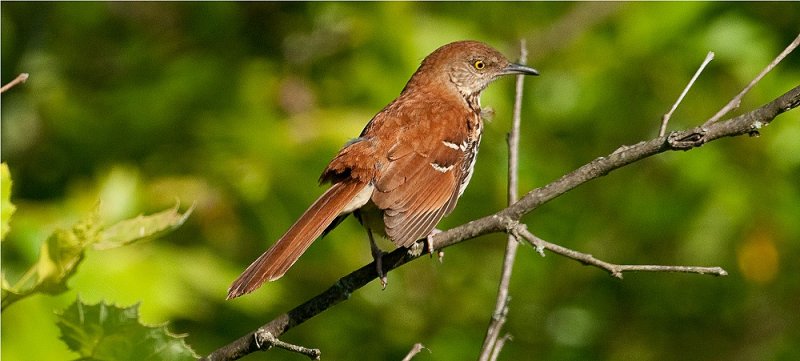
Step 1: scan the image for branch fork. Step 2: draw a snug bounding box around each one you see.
[254,330,321,360]
[667,128,708,150]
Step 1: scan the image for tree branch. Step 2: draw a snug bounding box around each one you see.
[203,46,800,361]
[516,227,727,278]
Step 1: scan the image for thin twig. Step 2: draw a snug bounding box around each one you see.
[254,330,321,360]
[400,343,428,361]
[0,73,29,93]
[703,32,800,126]
[478,39,529,361]
[659,52,715,136]
[489,334,513,361]
[516,227,728,278]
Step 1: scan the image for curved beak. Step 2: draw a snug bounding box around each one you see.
[503,63,539,76]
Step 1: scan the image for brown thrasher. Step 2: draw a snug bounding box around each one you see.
[228,40,538,299]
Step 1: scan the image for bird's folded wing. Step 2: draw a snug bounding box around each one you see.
[372,131,466,247]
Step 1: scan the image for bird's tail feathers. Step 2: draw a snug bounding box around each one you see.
[227,181,368,299]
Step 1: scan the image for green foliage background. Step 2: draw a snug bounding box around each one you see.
[2,3,798,360]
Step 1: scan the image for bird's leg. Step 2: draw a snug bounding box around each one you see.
[366,228,388,289]
[427,228,445,263]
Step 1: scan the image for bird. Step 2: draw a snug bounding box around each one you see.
[227,40,538,299]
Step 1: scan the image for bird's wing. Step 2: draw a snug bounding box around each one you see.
[371,109,473,247]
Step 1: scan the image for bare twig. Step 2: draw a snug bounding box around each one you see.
[254,330,321,360]
[478,39,529,361]
[400,343,428,361]
[659,52,715,136]
[703,32,800,126]
[516,227,728,278]
[489,334,513,361]
[0,73,29,93]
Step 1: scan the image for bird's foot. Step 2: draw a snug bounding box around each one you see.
[376,261,388,289]
[427,229,444,263]
[370,238,388,289]
[408,241,425,257]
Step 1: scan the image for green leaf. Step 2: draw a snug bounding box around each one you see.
[3,207,100,310]
[1,163,16,241]
[37,208,101,293]
[2,203,193,311]
[57,298,199,361]
[95,202,194,250]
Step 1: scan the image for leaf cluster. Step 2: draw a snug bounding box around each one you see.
[2,163,194,358]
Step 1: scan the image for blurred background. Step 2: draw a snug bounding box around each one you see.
[2,2,798,360]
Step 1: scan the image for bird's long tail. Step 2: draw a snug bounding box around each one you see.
[227,181,368,299]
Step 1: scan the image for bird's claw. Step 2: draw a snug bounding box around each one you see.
[426,229,444,263]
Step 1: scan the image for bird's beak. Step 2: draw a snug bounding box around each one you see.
[503,63,539,76]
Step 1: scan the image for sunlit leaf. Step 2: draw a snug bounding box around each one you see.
[1,163,15,241]
[1,207,99,310]
[57,299,199,361]
[2,204,193,311]
[35,208,101,294]
[95,202,194,250]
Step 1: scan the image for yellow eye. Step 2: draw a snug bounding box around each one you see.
[473,60,485,70]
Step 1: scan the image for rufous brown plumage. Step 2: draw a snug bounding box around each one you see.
[228,40,538,299]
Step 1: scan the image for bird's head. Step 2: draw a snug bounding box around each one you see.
[406,40,539,97]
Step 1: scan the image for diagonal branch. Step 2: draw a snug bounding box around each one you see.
[203,83,800,361]
[494,84,800,226]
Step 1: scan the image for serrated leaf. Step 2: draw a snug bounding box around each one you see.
[57,298,199,361]
[1,163,16,241]
[95,202,194,250]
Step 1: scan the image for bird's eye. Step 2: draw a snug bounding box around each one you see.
[473,60,485,70]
